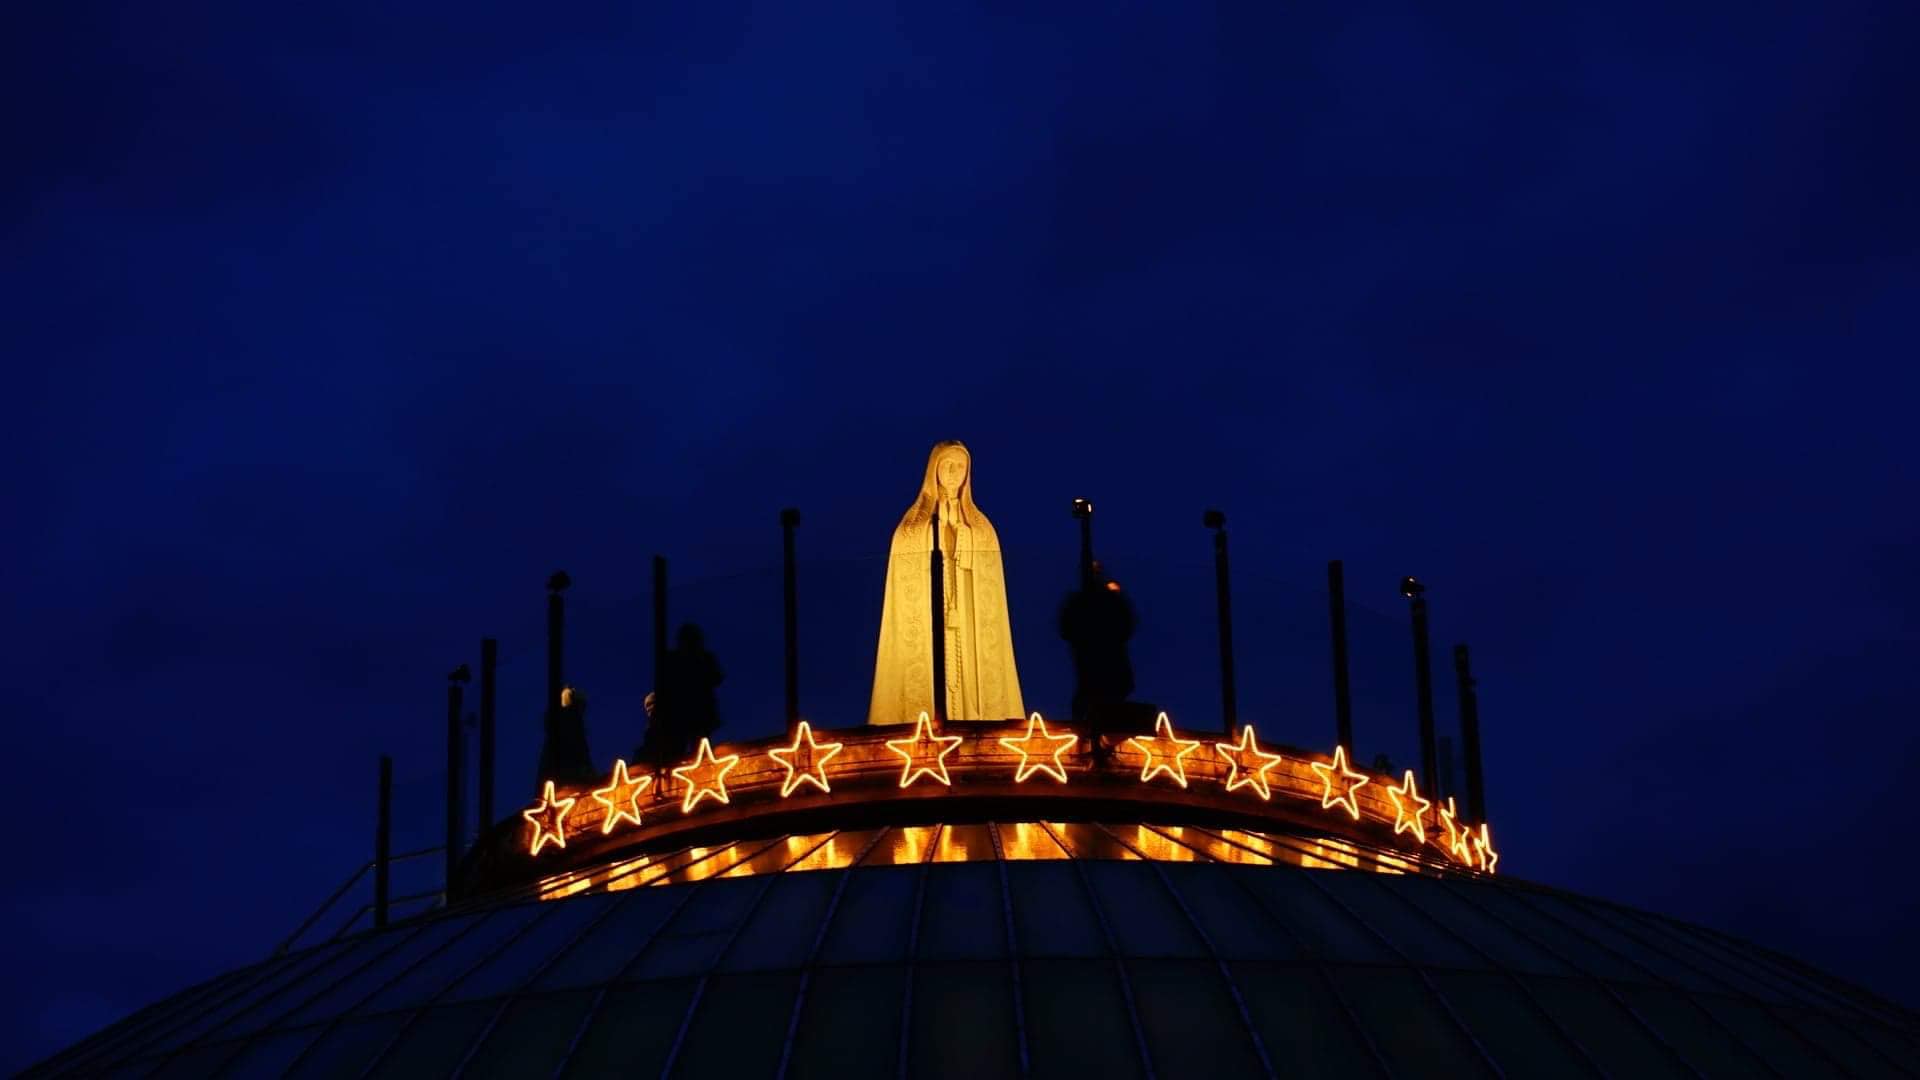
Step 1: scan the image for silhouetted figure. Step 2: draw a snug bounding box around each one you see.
[1059,562,1137,753]
[645,624,724,765]
[636,690,673,770]
[538,686,596,786]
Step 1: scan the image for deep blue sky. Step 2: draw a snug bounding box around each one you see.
[6,0,1919,1068]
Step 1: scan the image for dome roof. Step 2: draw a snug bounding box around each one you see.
[28,827,1920,1078]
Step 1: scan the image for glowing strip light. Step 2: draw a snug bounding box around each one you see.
[523,780,576,856]
[1214,724,1284,800]
[768,720,845,798]
[1438,796,1474,864]
[1384,769,1431,844]
[1472,822,1498,874]
[591,759,654,834]
[671,738,742,813]
[1126,712,1202,788]
[886,711,964,788]
[1309,745,1369,820]
[999,713,1079,784]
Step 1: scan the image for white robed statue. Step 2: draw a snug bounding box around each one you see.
[869,441,1025,725]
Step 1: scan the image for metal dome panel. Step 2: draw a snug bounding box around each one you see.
[27,847,1920,1078]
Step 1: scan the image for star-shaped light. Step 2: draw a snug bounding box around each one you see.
[999,713,1079,784]
[523,780,576,855]
[1471,822,1498,874]
[1438,797,1474,864]
[671,738,741,813]
[886,711,964,788]
[1214,724,1284,800]
[591,759,653,834]
[1384,769,1432,843]
[768,720,845,798]
[1125,712,1203,788]
[1309,745,1369,820]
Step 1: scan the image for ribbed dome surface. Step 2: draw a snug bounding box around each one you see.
[29,857,1920,1078]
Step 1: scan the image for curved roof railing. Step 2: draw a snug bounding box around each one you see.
[461,713,1496,899]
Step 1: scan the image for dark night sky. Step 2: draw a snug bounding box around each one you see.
[6,1,1919,1069]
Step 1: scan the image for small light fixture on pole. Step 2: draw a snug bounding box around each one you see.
[1071,497,1095,587]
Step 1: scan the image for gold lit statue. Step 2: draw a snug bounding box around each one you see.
[869,441,1025,724]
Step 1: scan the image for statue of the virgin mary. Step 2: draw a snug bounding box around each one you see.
[869,441,1025,724]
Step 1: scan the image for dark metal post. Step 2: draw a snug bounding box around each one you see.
[1454,644,1486,821]
[652,555,668,697]
[781,508,801,734]
[1206,510,1236,736]
[930,507,947,727]
[1071,497,1102,761]
[1402,577,1438,797]
[546,571,570,715]
[478,638,496,832]
[374,755,392,929]
[651,556,669,793]
[445,664,470,900]
[1072,498,1095,586]
[1328,560,1354,751]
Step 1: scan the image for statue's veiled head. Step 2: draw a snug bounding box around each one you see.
[921,440,973,501]
[936,450,967,495]
[896,440,997,543]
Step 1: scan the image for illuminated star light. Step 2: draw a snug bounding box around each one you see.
[1214,724,1284,800]
[999,713,1079,784]
[1309,745,1369,820]
[1438,797,1474,864]
[523,780,576,855]
[886,711,964,788]
[591,759,654,835]
[1384,769,1432,843]
[671,738,742,813]
[1126,712,1203,788]
[1471,822,1499,874]
[768,720,845,798]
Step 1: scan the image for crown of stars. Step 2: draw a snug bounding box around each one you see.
[886,712,964,788]
[510,711,1505,878]
[523,780,576,855]
[672,738,742,813]
[999,713,1079,784]
[1384,769,1432,844]
[591,759,653,834]
[1214,725,1284,800]
[1309,745,1369,820]
[1438,796,1474,864]
[768,721,845,798]
[1126,712,1203,788]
